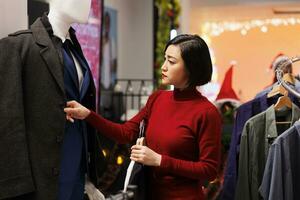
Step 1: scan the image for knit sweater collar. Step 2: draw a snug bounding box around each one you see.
[173,87,202,101]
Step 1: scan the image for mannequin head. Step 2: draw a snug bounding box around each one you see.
[48,0,91,24]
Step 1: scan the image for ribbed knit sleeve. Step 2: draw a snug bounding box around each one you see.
[85,91,161,144]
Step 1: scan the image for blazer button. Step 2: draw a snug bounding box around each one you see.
[56,135,63,143]
[52,167,59,176]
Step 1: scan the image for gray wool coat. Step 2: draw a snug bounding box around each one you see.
[0,17,104,200]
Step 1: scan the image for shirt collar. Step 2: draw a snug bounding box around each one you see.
[40,12,76,43]
[266,103,300,139]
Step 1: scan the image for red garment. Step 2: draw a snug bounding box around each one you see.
[86,88,222,200]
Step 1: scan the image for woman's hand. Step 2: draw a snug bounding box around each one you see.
[130,138,162,167]
[64,100,91,122]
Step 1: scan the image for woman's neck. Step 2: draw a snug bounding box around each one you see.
[175,84,190,91]
[48,9,72,42]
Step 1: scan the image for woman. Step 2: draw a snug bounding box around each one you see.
[64,34,222,200]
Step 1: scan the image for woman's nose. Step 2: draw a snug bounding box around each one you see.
[161,61,167,71]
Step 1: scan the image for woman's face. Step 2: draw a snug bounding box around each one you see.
[161,45,189,89]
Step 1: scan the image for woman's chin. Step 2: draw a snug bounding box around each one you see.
[161,80,169,86]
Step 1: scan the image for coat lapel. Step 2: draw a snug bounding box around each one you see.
[69,29,92,100]
[71,49,90,100]
[62,49,80,89]
[31,18,65,95]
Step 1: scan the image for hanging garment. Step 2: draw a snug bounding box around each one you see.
[259,121,300,200]
[221,93,300,200]
[221,94,269,200]
[234,104,300,200]
[0,14,103,200]
[58,36,92,200]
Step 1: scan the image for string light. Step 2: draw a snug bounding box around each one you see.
[241,29,247,36]
[102,149,108,157]
[202,17,300,37]
[261,26,268,33]
[116,155,124,165]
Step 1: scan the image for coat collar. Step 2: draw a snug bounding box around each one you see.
[30,15,65,95]
[30,14,94,100]
[30,15,55,47]
[265,103,300,139]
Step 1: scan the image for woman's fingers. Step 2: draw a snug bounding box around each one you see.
[130,145,145,161]
[66,100,77,107]
[130,153,144,161]
[130,156,138,162]
[64,107,80,117]
[65,101,85,121]
[130,145,161,166]
[131,144,143,150]
[130,153,141,158]
[65,102,90,120]
[64,107,74,114]
[66,114,74,123]
[131,148,144,154]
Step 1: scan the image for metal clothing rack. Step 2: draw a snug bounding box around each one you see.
[276,56,300,98]
[112,79,155,121]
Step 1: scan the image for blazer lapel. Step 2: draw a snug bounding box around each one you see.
[68,30,92,100]
[31,18,65,95]
[72,51,90,100]
[69,28,89,67]
[80,71,91,101]
[62,49,80,89]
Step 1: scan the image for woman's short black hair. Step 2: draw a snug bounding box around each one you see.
[165,34,213,87]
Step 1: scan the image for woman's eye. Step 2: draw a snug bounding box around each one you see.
[168,60,175,64]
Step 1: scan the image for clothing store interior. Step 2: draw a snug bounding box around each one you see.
[1,0,300,199]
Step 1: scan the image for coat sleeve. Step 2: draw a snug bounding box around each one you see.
[234,121,251,200]
[259,131,295,200]
[258,143,283,200]
[0,37,35,199]
[221,107,243,199]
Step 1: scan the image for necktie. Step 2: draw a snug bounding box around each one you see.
[62,39,80,89]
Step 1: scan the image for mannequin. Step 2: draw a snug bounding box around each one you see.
[48,0,91,42]
[48,0,91,91]
[0,0,104,199]
[48,1,104,200]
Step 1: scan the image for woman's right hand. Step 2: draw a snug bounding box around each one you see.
[64,100,91,122]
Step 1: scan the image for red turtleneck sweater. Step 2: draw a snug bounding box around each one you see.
[86,88,222,200]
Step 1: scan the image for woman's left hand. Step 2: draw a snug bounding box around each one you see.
[130,145,161,167]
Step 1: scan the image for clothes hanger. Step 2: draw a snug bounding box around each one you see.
[272,77,292,111]
[267,73,294,98]
[276,57,300,99]
[267,84,288,98]
[273,95,292,110]
[273,94,293,124]
[273,57,300,123]
[281,73,295,85]
[267,73,293,124]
